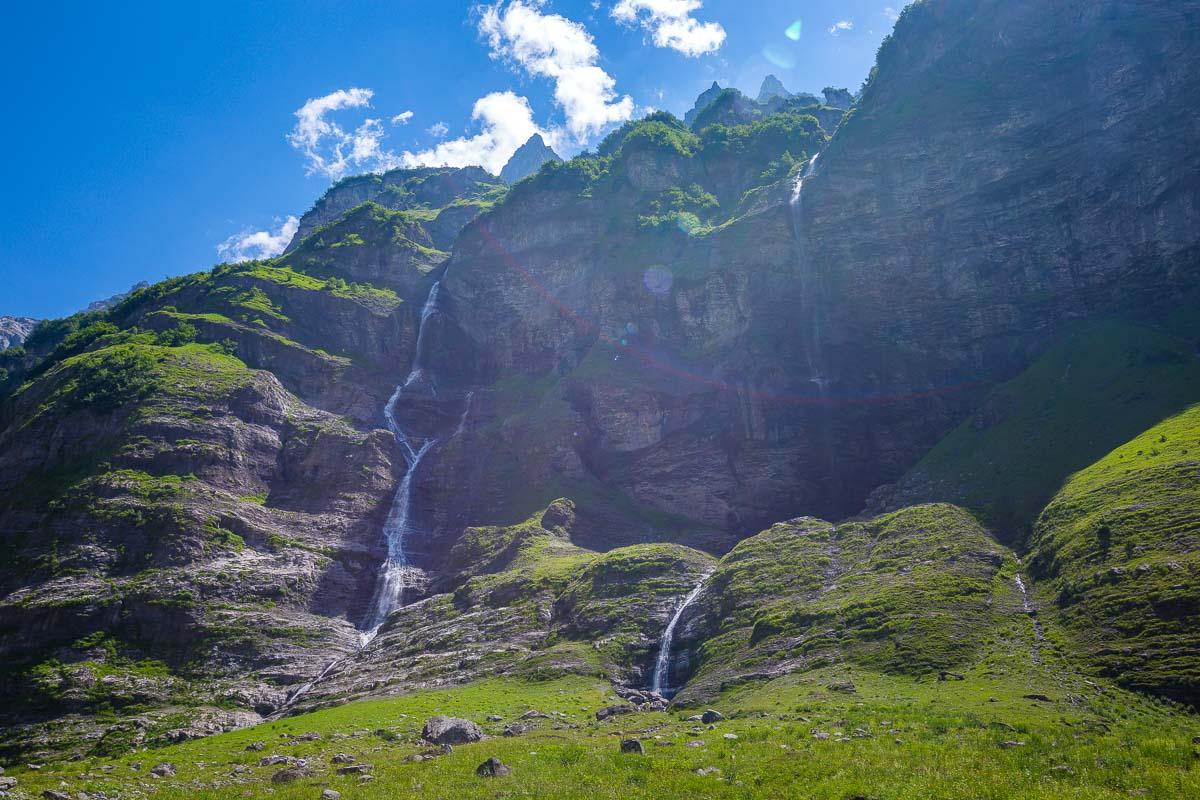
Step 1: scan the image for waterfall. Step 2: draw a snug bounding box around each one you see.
[651,572,711,698]
[359,280,445,646]
[790,153,831,395]
[1014,573,1046,656]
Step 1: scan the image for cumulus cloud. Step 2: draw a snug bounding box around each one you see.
[217,216,300,263]
[611,0,726,57]
[479,1,634,142]
[829,20,854,35]
[286,88,401,179]
[427,121,450,138]
[402,91,543,175]
[391,110,415,125]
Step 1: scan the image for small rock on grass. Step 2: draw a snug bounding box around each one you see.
[272,766,309,784]
[701,710,725,724]
[246,742,266,752]
[149,763,176,777]
[476,757,512,777]
[0,777,15,791]
[321,791,342,800]
[1000,740,1026,749]
[620,739,646,755]
[43,791,72,800]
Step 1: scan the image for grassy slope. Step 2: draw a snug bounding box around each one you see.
[8,642,1199,799]
[1030,403,1200,703]
[879,319,1200,538]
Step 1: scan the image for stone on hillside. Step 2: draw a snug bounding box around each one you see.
[330,753,355,764]
[938,671,965,681]
[1000,740,1026,749]
[336,764,371,776]
[422,716,485,745]
[503,723,530,737]
[272,766,309,784]
[149,763,176,777]
[487,715,503,722]
[595,704,636,721]
[828,680,857,694]
[520,710,551,719]
[475,757,513,777]
[246,741,266,751]
[701,710,725,723]
[322,791,342,800]
[0,777,15,790]
[620,739,646,755]
[43,791,71,800]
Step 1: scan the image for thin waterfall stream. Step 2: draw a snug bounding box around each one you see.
[651,572,712,698]
[359,280,445,646]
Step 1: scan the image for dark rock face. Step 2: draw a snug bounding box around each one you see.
[500,135,562,185]
[0,317,37,351]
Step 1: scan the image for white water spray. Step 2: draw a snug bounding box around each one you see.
[360,281,445,646]
[790,153,831,393]
[651,572,711,697]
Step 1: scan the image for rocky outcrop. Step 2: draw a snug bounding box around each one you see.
[500,135,561,185]
[756,75,792,103]
[87,282,150,313]
[0,317,37,350]
[684,82,723,128]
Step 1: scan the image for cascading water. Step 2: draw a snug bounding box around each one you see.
[651,572,712,698]
[790,153,830,395]
[359,281,445,646]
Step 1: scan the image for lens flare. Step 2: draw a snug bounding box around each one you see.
[762,44,797,69]
[785,20,803,40]
[644,265,673,295]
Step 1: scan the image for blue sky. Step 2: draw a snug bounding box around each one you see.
[0,1,901,319]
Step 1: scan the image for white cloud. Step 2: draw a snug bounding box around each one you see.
[286,88,401,179]
[217,216,300,263]
[427,121,450,138]
[829,20,854,35]
[883,7,900,22]
[611,0,726,57]
[391,110,415,125]
[479,1,634,142]
[402,91,544,175]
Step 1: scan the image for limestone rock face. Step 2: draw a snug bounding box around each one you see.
[0,316,37,350]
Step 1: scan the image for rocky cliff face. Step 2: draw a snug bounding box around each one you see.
[0,317,37,351]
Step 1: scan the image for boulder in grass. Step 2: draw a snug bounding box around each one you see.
[595,704,636,721]
[422,716,485,745]
[620,739,646,755]
[476,757,513,777]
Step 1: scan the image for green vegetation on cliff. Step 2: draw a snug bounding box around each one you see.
[1030,404,1200,703]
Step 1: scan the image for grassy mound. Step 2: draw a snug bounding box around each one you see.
[1030,404,1200,703]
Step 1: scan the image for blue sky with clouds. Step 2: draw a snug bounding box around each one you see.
[0,1,902,319]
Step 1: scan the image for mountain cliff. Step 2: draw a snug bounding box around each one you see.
[1,0,1199,775]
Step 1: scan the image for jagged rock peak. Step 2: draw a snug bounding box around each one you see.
[500,134,562,184]
[757,74,792,103]
[0,316,38,350]
[684,81,724,127]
